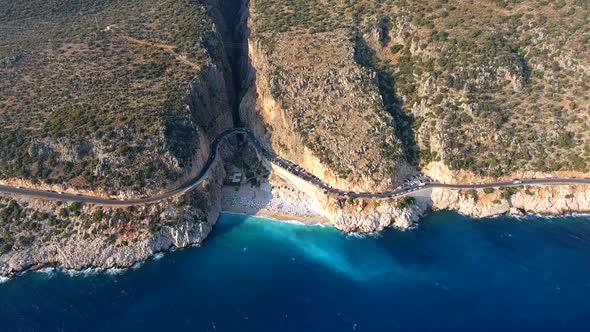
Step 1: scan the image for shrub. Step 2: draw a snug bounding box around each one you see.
[395,196,416,209]
[390,44,404,54]
[58,208,69,218]
[465,189,478,201]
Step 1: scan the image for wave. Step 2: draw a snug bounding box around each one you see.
[153,252,165,260]
[62,267,103,277]
[106,267,126,275]
[36,267,57,277]
[517,212,590,221]
[59,266,127,277]
[274,218,306,226]
[265,217,329,228]
[346,232,382,239]
[0,276,9,284]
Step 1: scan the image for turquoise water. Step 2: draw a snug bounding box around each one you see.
[2,211,590,331]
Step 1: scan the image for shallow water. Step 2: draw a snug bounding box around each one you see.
[1,211,590,331]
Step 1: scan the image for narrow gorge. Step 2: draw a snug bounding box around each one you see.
[200,0,250,127]
[2,0,590,278]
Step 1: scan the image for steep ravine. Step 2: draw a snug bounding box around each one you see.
[235,3,590,232]
[200,0,249,126]
[4,1,590,278]
[0,1,245,277]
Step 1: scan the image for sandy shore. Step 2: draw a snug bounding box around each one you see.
[220,183,329,225]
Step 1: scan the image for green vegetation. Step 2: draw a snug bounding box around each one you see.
[0,186,211,257]
[251,0,590,178]
[500,186,518,200]
[465,189,478,201]
[0,0,216,193]
[395,196,416,209]
[202,180,211,192]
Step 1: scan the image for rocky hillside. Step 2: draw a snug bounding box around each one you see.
[246,0,590,183]
[0,0,234,195]
[0,0,241,276]
[0,159,227,277]
[241,29,411,192]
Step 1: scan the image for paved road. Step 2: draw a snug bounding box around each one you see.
[1,127,589,206]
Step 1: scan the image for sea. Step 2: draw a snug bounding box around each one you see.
[1,211,590,331]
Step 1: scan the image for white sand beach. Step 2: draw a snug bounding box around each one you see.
[221,182,329,225]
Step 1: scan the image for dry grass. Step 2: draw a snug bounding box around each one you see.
[0,0,215,192]
[251,0,590,177]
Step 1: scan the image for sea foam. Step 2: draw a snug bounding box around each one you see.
[36,267,57,278]
[106,267,126,275]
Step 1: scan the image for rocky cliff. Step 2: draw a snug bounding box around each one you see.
[239,0,590,233]
[0,0,237,196]
[241,29,412,193]
[0,0,238,277]
[262,156,427,233]
[2,0,590,276]
[0,157,226,277]
[432,185,590,219]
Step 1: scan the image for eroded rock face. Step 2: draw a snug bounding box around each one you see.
[328,199,428,233]
[0,0,238,275]
[0,222,212,276]
[431,185,590,218]
[241,28,410,193]
[0,159,226,277]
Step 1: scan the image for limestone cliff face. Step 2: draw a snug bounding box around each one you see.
[423,161,590,218]
[241,29,411,193]
[432,185,590,218]
[424,161,590,186]
[0,160,226,277]
[324,197,429,233]
[264,160,427,233]
[0,1,237,276]
[1,222,212,276]
[186,65,235,138]
[163,63,235,192]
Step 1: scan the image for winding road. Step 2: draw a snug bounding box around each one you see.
[1,127,589,206]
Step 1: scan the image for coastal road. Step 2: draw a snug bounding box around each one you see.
[1,127,590,206]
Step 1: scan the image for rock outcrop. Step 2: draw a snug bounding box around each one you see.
[0,0,237,277]
[0,221,212,276]
[241,29,411,193]
[0,156,227,277]
[432,185,590,218]
[326,197,429,233]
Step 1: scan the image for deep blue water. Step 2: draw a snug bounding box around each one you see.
[2,211,590,331]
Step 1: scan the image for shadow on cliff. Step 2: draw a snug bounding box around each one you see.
[353,35,420,167]
[198,0,251,127]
